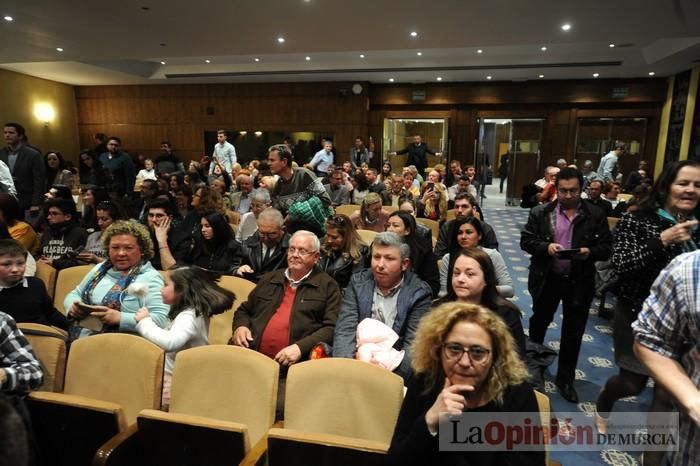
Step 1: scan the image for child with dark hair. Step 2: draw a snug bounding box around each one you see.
[0,239,69,330]
[135,265,235,405]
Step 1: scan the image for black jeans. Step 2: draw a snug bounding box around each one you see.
[529,274,591,384]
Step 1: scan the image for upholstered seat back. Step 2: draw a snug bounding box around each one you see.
[17,323,67,392]
[207,276,256,345]
[53,264,94,312]
[284,358,404,445]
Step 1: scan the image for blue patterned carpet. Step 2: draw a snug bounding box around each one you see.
[485,207,651,466]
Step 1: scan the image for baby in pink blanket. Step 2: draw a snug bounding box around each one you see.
[355,318,405,371]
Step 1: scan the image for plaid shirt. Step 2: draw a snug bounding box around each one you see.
[633,251,700,466]
[0,312,43,393]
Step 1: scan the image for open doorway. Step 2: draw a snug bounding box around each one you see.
[383,118,448,175]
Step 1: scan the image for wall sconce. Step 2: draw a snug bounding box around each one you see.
[239,131,247,136]
[34,103,56,127]
[254,131,263,137]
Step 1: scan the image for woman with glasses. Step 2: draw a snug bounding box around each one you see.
[438,216,513,299]
[388,302,543,466]
[318,214,368,289]
[435,247,525,356]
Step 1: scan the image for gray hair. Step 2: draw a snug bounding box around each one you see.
[249,188,271,205]
[257,207,284,228]
[290,230,320,253]
[372,231,410,260]
[583,160,594,168]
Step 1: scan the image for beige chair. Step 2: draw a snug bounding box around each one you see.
[27,333,164,465]
[534,390,561,466]
[617,193,633,202]
[53,264,94,312]
[607,216,620,231]
[446,208,457,221]
[17,323,67,392]
[243,358,403,465]
[35,261,57,300]
[96,345,279,466]
[356,229,378,246]
[208,276,257,345]
[416,217,439,238]
[334,204,358,217]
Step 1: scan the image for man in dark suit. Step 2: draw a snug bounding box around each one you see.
[0,123,45,218]
[390,134,441,176]
[233,207,290,282]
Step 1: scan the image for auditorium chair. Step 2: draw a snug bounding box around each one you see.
[52,264,94,312]
[446,208,457,221]
[334,204,357,217]
[27,333,165,466]
[95,345,279,466]
[356,229,378,246]
[617,193,633,203]
[416,217,439,238]
[242,358,404,466]
[17,322,67,392]
[607,216,620,231]
[35,260,58,300]
[534,390,561,466]
[208,276,257,345]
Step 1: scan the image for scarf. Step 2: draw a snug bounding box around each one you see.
[656,208,698,252]
[81,260,144,313]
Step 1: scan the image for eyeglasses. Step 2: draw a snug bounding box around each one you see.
[557,188,580,196]
[443,343,491,363]
[46,210,65,217]
[288,247,315,257]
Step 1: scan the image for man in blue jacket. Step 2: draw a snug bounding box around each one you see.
[333,231,433,381]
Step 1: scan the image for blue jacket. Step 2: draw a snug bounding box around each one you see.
[333,269,432,380]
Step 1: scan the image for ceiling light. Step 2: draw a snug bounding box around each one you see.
[254,131,263,136]
[3,15,13,22]
[486,75,492,80]
[277,37,285,43]
[477,49,483,54]
[538,74,544,78]
[160,61,166,65]
[254,57,260,62]
[592,73,599,78]
[561,23,571,31]
[416,51,422,56]
[410,31,418,37]
[648,71,656,76]
[541,46,547,51]
[239,131,247,136]
[56,47,63,52]
[205,59,211,63]
[359,54,365,58]
[436,77,443,81]
[305,56,310,61]
[609,43,615,48]
[388,78,395,82]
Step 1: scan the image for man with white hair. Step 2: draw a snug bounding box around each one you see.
[233,208,290,282]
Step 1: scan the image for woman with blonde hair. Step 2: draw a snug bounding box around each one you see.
[349,192,391,232]
[318,214,368,288]
[388,302,544,466]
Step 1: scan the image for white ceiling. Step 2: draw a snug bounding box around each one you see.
[1,0,699,86]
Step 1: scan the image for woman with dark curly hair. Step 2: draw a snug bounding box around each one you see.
[184,211,241,274]
[78,149,107,187]
[318,214,368,288]
[45,151,74,189]
[388,302,543,466]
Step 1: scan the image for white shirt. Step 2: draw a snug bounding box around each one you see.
[136,168,158,181]
[0,160,17,198]
[309,149,334,173]
[211,141,236,175]
[136,308,208,375]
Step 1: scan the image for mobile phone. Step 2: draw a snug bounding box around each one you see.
[555,248,580,259]
[426,182,434,190]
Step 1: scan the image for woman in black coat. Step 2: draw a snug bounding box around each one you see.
[187,211,242,275]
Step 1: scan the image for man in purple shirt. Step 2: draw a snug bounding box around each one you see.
[520,167,612,403]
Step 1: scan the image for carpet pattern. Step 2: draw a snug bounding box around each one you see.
[485,206,651,466]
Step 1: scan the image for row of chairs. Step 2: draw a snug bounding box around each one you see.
[24,333,405,466]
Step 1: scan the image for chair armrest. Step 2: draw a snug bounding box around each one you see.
[267,428,389,453]
[139,409,250,438]
[93,423,139,466]
[239,431,269,466]
[28,391,127,431]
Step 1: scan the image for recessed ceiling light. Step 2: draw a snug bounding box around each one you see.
[305,56,310,61]
[538,74,544,78]
[609,43,615,48]
[541,46,547,51]
[486,75,492,80]
[205,59,211,63]
[592,72,600,78]
[3,15,13,22]
[416,51,422,56]
[277,37,285,43]
[359,54,365,58]
[56,47,63,52]
[561,23,571,31]
[648,71,656,76]
[436,77,443,81]
[254,57,260,62]
[160,61,166,65]
[388,78,395,82]
[410,31,418,37]
[477,49,483,54]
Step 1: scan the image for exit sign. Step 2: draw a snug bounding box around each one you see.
[612,87,629,98]
[412,90,426,101]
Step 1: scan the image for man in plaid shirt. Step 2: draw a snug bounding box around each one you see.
[0,311,43,394]
[633,250,700,466]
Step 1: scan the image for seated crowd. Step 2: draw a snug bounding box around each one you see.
[1,122,699,465]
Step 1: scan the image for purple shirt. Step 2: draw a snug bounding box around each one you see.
[553,203,579,275]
